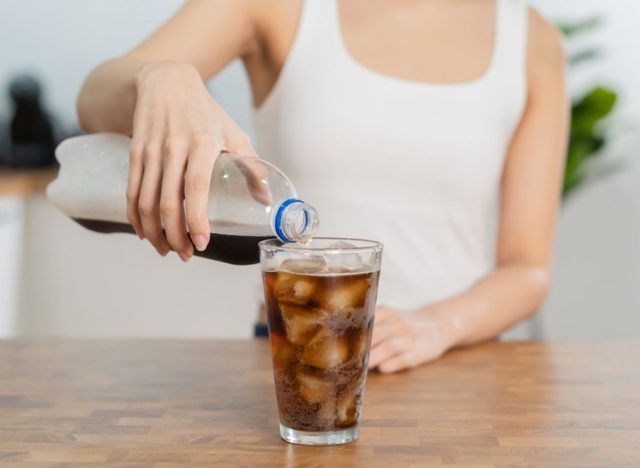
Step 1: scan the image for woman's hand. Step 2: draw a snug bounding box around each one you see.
[368,305,457,373]
[128,61,257,261]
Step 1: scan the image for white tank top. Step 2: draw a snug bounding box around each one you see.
[253,0,527,310]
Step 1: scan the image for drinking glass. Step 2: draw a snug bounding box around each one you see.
[259,238,383,445]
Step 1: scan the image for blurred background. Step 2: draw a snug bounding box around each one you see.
[0,0,638,339]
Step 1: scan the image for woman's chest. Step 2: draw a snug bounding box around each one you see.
[260,74,522,212]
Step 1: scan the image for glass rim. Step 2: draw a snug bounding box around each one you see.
[258,237,383,255]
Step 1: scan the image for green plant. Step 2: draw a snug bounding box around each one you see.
[559,17,619,198]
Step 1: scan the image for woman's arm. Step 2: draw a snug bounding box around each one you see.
[76,0,265,260]
[77,0,258,133]
[369,10,569,373]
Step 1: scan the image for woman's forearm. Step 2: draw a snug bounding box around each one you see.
[76,57,147,134]
[369,264,550,373]
[427,264,551,347]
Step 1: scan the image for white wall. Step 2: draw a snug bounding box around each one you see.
[1,0,639,338]
[527,0,640,339]
[1,0,178,126]
[529,0,640,119]
[0,197,24,336]
[2,0,260,338]
[17,195,261,338]
[0,0,254,136]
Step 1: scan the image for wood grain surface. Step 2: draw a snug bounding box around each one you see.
[0,340,639,466]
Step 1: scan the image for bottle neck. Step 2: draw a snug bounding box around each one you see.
[272,198,319,243]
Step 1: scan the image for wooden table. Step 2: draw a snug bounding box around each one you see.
[0,340,638,466]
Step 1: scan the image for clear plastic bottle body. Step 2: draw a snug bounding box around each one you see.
[47,133,319,264]
[210,152,319,243]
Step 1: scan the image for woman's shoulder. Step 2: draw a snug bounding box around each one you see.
[249,0,302,36]
[246,0,302,59]
[526,7,565,74]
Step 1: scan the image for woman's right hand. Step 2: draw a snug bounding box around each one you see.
[127,61,257,261]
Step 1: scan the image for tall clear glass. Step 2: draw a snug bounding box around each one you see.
[259,238,383,445]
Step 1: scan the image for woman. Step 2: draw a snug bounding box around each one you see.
[77,0,568,373]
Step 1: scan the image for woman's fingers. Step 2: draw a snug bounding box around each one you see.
[371,320,406,347]
[374,306,396,326]
[377,351,417,374]
[129,85,261,258]
[185,135,219,252]
[368,336,407,369]
[160,138,192,261]
[138,141,170,255]
[370,307,404,347]
[225,128,271,206]
[234,156,272,206]
[127,139,145,239]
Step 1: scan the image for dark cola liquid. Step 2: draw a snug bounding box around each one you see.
[72,218,271,265]
[263,269,380,432]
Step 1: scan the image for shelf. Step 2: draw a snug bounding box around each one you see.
[0,166,58,198]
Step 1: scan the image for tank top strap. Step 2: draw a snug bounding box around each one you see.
[491,0,528,81]
[314,0,346,54]
[290,0,324,52]
[284,0,345,65]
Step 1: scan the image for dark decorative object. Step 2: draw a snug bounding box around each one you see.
[5,74,56,167]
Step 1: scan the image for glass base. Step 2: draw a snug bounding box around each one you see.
[279,423,359,445]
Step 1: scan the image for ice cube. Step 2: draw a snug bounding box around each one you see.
[301,329,350,370]
[336,391,358,427]
[280,257,327,274]
[280,304,323,346]
[297,368,333,404]
[326,241,365,273]
[261,254,280,272]
[273,272,317,306]
[271,333,295,369]
[328,241,358,250]
[321,276,370,312]
[342,253,364,271]
[317,397,336,426]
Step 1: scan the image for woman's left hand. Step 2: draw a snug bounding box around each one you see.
[368,305,456,373]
